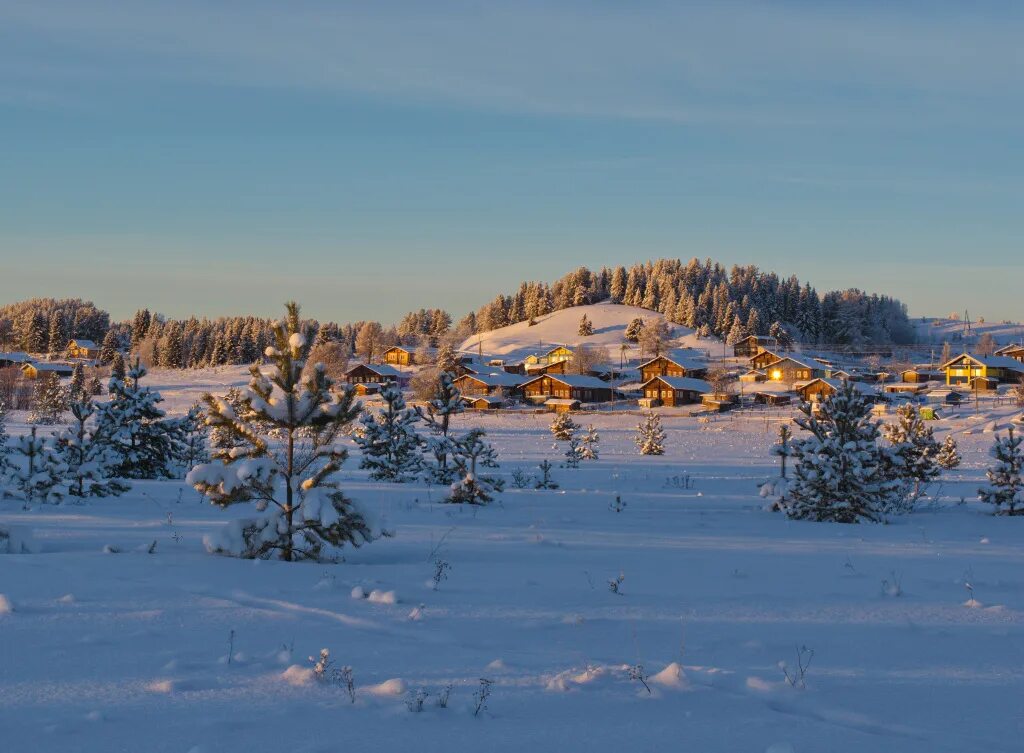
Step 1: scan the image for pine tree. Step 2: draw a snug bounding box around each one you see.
[355,383,423,482]
[936,435,961,470]
[87,374,104,396]
[726,316,748,346]
[178,403,209,473]
[978,427,1024,515]
[579,425,599,460]
[100,329,119,364]
[55,400,130,498]
[435,343,461,375]
[772,424,793,478]
[883,403,940,504]
[47,310,67,355]
[416,372,464,484]
[29,372,67,425]
[69,362,87,404]
[448,428,503,505]
[8,427,66,505]
[635,412,665,455]
[97,359,187,479]
[578,313,594,337]
[188,302,373,561]
[110,352,126,382]
[783,382,900,523]
[624,317,645,343]
[535,459,559,489]
[550,412,579,441]
[0,400,10,480]
[564,435,582,468]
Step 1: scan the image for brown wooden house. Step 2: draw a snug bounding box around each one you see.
[382,345,436,366]
[749,349,785,371]
[638,349,708,383]
[900,368,943,384]
[733,334,774,358]
[464,395,504,410]
[795,378,879,403]
[763,356,824,384]
[452,372,524,397]
[995,344,1024,363]
[66,339,100,360]
[520,374,614,403]
[640,376,711,407]
[344,362,405,386]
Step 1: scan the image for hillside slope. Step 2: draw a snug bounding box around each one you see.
[459,302,704,361]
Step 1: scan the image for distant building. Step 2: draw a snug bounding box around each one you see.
[732,335,774,358]
[21,362,74,379]
[638,349,708,383]
[382,345,436,366]
[640,376,711,407]
[344,362,406,386]
[763,356,824,384]
[940,353,1024,387]
[66,339,101,360]
[452,372,525,398]
[520,374,614,404]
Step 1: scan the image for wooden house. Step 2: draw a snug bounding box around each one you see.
[749,349,785,371]
[535,359,569,375]
[993,345,1024,364]
[452,372,524,398]
[753,392,792,406]
[640,376,712,407]
[545,345,574,365]
[901,368,943,384]
[795,378,878,403]
[464,395,504,411]
[638,349,708,383]
[66,339,100,360]
[733,335,774,358]
[739,369,767,384]
[763,356,824,384]
[20,362,74,379]
[544,398,581,413]
[382,345,436,367]
[940,353,1024,386]
[520,374,614,404]
[344,362,406,386]
[701,392,740,412]
[353,382,382,396]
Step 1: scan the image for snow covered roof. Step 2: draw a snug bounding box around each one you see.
[637,348,706,371]
[544,398,581,406]
[345,362,403,377]
[524,373,610,389]
[798,377,878,396]
[641,375,712,392]
[0,352,34,363]
[464,395,504,405]
[457,372,525,387]
[23,362,74,373]
[69,339,98,349]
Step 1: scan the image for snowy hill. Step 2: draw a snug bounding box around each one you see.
[459,302,706,361]
[913,316,1024,348]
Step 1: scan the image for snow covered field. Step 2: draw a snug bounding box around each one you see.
[2,370,1024,752]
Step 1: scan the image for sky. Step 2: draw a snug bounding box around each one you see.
[1,0,1022,325]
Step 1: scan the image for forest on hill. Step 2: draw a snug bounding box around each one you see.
[0,258,914,369]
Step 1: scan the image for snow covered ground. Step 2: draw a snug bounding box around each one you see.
[2,370,1024,752]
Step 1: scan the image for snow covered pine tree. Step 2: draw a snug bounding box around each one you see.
[0,400,11,480]
[883,403,940,507]
[978,427,1024,515]
[550,412,579,441]
[355,383,423,482]
[188,302,374,561]
[8,427,66,505]
[783,382,901,523]
[448,428,504,504]
[416,372,463,485]
[936,435,961,470]
[97,359,187,479]
[29,372,67,425]
[635,412,665,455]
[55,400,130,498]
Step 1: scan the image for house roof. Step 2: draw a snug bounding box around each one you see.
[637,348,707,371]
[456,372,525,388]
[69,339,98,349]
[465,395,504,405]
[939,353,1024,371]
[0,352,35,363]
[798,377,878,396]
[544,398,581,406]
[23,362,74,374]
[345,362,403,377]
[641,375,712,393]
[764,355,819,371]
[523,373,610,389]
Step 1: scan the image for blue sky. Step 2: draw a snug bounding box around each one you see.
[1,1,1022,324]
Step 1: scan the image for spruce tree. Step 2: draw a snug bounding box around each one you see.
[55,400,130,498]
[978,427,1024,515]
[178,403,209,473]
[448,429,503,505]
[97,359,187,479]
[88,374,104,396]
[883,403,940,504]
[69,362,87,404]
[564,435,582,468]
[188,302,373,561]
[772,424,793,478]
[29,372,67,425]
[110,352,126,382]
[355,383,423,482]
[624,318,645,343]
[435,343,461,375]
[635,412,665,455]
[550,412,579,441]
[783,382,900,523]
[9,427,66,505]
[578,314,594,337]
[579,425,599,460]
[416,372,464,484]
[0,400,10,480]
[100,329,119,364]
[936,435,961,470]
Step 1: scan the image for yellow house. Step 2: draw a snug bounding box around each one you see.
[941,353,1024,387]
[67,339,100,359]
[21,362,74,379]
[545,345,574,364]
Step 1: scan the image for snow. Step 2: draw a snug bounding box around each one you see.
[460,302,707,360]
[1,367,1024,751]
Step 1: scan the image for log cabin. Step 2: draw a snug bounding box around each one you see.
[344,362,406,386]
[640,375,712,407]
[795,378,879,403]
[900,368,944,384]
[464,395,504,410]
[353,382,382,396]
[452,372,525,397]
[763,356,824,384]
[637,349,708,383]
[993,345,1024,364]
[940,354,1024,386]
[732,334,774,358]
[382,345,436,366]
[749,349,785,371]
[520,373,614,404]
